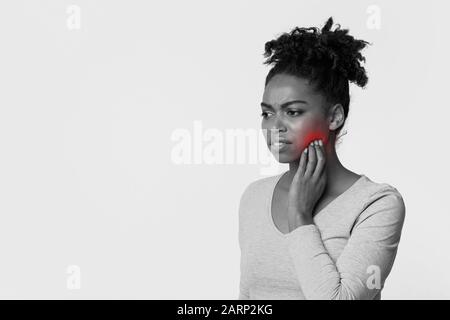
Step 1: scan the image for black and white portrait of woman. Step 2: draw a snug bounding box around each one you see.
[238,17,405,300]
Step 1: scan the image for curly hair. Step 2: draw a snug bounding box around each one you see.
[263,17,371,139]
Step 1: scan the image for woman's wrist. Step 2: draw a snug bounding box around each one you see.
[288,209,314,231]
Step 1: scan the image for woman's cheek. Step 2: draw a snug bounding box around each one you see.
[303,130,328,147]
[293,128,329,152]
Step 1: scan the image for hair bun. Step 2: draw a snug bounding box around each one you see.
[263,16,371,88]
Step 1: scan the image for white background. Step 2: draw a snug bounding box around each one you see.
[0,0,449,299]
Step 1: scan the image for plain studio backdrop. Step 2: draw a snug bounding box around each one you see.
[0,0,448,299]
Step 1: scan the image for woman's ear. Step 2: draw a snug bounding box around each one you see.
[328,103,345,131]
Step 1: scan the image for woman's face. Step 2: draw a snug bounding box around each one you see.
[261,73,330,163]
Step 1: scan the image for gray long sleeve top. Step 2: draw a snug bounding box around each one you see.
[238,173,406,300]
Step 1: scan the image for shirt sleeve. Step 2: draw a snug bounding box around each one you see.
[238,227,250,300]
[237,183,253,300]
[285,188,406,300]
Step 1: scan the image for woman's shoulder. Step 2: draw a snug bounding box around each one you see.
[359,175,404,202]
[238,172,284,215]
[356,175,406,223]
[240,172,284,200]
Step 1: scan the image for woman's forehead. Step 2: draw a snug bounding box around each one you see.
[263,75,321,106]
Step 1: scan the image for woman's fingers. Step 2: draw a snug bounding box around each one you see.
[313,140,326,179]
[296,139,325,180]
[297,145,308,177]
[304,141,317,178]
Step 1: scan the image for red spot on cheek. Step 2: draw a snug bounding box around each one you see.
[296,131,328,151]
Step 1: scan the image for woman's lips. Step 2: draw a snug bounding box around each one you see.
[271,141,291,151]
[271,138,292,144]
[272,142,290,147]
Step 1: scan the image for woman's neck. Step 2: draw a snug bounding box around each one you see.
[283,142,351,197]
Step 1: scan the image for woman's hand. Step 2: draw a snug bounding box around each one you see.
[287,139,327,230]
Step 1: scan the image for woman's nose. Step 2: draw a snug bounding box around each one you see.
[272,115,287,132]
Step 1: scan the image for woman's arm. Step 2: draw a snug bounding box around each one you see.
[238,227,250,300]
[285,190,406,300]
[238,275,250,300]
[237,182,254,300]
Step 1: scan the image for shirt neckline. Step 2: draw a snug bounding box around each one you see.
[267,171,367,238]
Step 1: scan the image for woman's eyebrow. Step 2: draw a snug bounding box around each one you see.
[260,100,308,109]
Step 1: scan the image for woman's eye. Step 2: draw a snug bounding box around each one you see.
[287,110,303,116]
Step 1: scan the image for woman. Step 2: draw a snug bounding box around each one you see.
[238,17,406,300]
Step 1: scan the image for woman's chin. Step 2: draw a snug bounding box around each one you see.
[271,152,296,163]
